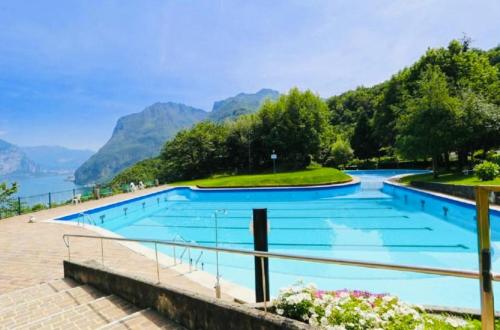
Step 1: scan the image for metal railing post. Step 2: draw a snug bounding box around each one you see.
[260,257,267,313]
[100,238,104,265]
[155,242,160,283]
[173,246,177,265]
[67,237,71,261]
[476,186,495,330]
[48,192,52,208]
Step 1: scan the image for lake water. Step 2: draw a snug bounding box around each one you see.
[1,174,80,197]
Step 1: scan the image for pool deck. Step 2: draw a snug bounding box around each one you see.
[0,185,246,302]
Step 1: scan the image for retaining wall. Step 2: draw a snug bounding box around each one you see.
[64,260,311,330]
[410,181,499,205]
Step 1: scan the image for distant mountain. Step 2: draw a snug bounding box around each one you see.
[21,146,94,173]
[0,139,39,177]
[75,102,207,185]
[208,88,279,122]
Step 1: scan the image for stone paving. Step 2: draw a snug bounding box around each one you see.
[0,186,227,329]
[0,185,218,296]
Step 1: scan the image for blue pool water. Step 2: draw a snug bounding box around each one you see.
[57,170,500,309]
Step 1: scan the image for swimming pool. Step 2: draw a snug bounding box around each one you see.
[57,170,500,309]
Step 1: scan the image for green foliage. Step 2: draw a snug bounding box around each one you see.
[171,166,350,187]
[325,138,353,168]
[396,65,460,174]
[154,88,331,182]
[111,158,162,186]
[327,39,499,170]
[273,282,477,329]
[399,171,500,186]
[0,182,18,219]
[256,88,330,169]
[115,39,500,183]
[474,161,500,181]
[350,112,377,159]
[0,181,17,203]
[161,121,229,181]
[487,152,500,166]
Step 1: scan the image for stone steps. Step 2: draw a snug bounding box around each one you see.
[0,278,78,310]
[0,285,104,329]
[98,309,185,330]
[0,280,184,329]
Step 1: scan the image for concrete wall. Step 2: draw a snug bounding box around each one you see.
[64,260,311,330]
[410,181,499,205]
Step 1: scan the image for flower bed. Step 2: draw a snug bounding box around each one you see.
[273,282,481,329]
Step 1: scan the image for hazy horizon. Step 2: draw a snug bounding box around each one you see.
[1,0,499,150]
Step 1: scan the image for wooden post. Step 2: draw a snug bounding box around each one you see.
[475,186,495,330]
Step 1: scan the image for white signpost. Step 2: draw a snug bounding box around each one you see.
[271,150,277,173]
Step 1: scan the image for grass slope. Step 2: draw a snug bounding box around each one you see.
[399,172,500,186]
[171,166,351,188]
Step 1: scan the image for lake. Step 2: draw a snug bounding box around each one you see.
[1,174,80,198]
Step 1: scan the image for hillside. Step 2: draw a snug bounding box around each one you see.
[74,102,207,184]
[0,139,39,177]
[208,88,279,122]
[22,146,94,173]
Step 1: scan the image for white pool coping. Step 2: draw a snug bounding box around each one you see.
[386,173,500,212]
[45,218,256,302]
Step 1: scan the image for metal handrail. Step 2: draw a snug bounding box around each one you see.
[195,251,204,270]
[77,212,95,226]
[173,234,189,265]
[61,233,490,280]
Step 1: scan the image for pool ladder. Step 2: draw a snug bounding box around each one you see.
[77,212,96,226]
[173,234,204,271]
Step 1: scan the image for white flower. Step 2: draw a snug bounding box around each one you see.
[327,325,346,330]
[276,308,284,315]
[445,316,468,328]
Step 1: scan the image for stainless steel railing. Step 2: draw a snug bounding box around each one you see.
[77,212,96,226]
[62,233,495,315]
[62,233,495,282]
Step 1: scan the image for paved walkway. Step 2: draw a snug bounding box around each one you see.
[0,186,224,300]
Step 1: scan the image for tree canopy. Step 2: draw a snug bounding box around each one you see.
[114,39,500,183]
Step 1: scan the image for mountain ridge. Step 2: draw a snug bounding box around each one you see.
[208,88,279,122]
[75,89,280,185]
[0,139,40,177]
[74,102,207,184]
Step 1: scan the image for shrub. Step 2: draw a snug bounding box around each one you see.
[273,282,474,329]
[474,161,500,181]
[486,152,500,166]
[325,138,353,168]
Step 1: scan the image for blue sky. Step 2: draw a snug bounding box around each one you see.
[0,0,498,150]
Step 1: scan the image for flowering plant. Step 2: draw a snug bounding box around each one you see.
[273,282,478,329]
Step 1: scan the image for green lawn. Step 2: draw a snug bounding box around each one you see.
[399,172,500,186]
[171,166,352,188]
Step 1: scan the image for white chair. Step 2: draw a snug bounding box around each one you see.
[138,181,145,190]
[130,182,137,192]
[72,194,82,205]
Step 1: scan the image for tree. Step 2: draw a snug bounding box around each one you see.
[454,91,500,168]
[0,182,18,217]
[350,112,377,159]
[324,138,353,167]
[111,158,162,186]
[225,114,259,173]
[160,121,229,181]
[396,66,460,177]
[257,88,330,169]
